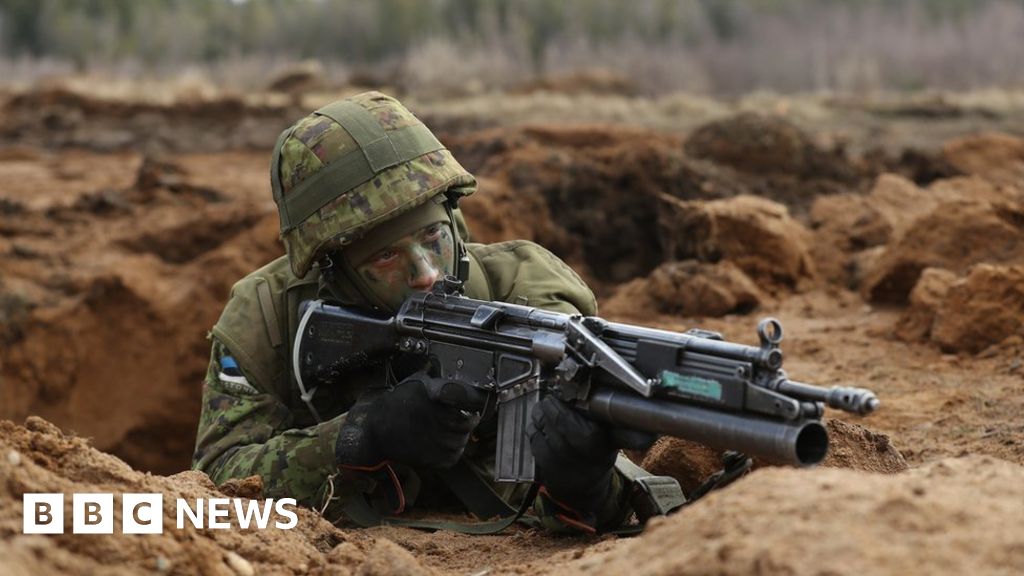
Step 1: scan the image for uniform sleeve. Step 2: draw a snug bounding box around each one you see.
[469,240,598,317]
[191,338,346,507]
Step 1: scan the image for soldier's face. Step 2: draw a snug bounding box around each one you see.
[354,222,455,310]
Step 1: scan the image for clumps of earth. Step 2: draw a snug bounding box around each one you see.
[3,84,1024,574]
[460,118,1024,356]
[0,417,429,576]
[3,416,1021,575]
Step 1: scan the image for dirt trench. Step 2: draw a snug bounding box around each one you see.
[2,86,1024,574]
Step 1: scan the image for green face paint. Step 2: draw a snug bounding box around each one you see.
[355,222,455,310]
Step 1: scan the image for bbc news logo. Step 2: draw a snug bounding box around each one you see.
[23,493,298,534]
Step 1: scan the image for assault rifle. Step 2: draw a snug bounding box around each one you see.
[293,277,879,483]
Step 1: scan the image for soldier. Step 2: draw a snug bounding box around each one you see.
[192,91,679,533]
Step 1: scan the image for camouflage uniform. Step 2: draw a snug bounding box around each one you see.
[192,92,638,532]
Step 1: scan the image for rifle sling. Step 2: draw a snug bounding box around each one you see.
[341,461,541,534]
[685,451,752,504]
[436,460,520,520]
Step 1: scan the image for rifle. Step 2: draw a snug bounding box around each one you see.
[293,277,879,483]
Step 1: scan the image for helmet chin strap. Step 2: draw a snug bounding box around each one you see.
[443,196,471,284]
[316,253,357,305]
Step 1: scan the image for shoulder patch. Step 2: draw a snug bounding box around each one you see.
[217,371,260,396]
[217,355,259,395]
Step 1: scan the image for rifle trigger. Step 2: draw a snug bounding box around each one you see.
[470,305,504,329]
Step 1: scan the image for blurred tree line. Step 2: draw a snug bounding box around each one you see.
[1,0,1022,94]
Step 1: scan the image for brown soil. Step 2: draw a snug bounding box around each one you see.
[657,194,816,290]
[2,85,1024,574]
[0,150,280,474]
[523,456,1024,576]
[918,264,1024,354]
[602,259,765,320]
[0,417,422,576]
[511,69,640,97]
[0,85,298,153]
[943,132,1024,186]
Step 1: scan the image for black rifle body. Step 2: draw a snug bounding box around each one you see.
[294,284,878,482]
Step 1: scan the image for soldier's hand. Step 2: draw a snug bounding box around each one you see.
[335,374,484,470]
[527,395,619,515]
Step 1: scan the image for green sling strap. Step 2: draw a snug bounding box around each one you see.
[341,461,541,535]
[339,457,683,536]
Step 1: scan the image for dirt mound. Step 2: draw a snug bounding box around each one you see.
[640,420,907,496]
[683,112,864,215]
[851,136,1024,303]
[897,264,1024,354]
[808,194,889,287]
[438,127,534,175]
[446,117,886,287]
[658,194,816,289]
[943,132,1024,186]
[602,260,764,320]
[534,456,1024,576]
[0,414,915,576]
[809,173,954,287]
[512,69,639,97]
[0,151,281,474]
[810,172,1022,291]
[465,127,681,282]
[932,264,1024,353]
[814,174,939,247]
[640,438,723,496]
[450,125,751,283]
[116,209,262,264]
[862,198,1024,303]
[684,113,846,178]
[265,61,327,95]
[0,85,295,153]
[458,175,581,264]
[821,419,909,473]
[894,267,960,343]
[862,146,963,186]
[0,417,439,576]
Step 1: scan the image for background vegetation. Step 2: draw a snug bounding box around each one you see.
[1,0,1022,95]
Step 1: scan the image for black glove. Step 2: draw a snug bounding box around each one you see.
[335,374,485,470]
[528,395,615,514]
[528,395,656,516]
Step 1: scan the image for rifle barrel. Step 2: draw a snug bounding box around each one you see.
[775,380,880,415]
[585,389,828,466]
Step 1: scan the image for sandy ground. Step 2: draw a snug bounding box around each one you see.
[1,82,1023,574]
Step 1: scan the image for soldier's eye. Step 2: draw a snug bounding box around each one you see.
[422,223,442,241]
[370,249,398,266]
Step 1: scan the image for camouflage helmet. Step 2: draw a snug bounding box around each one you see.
[270,91,476,278]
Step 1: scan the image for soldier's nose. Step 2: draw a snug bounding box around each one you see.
[408,253,440,290]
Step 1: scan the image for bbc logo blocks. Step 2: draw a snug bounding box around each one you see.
[122,494,164,534]
[22,493,63,534]
[22,493,298,534]
[23,493,164,534]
